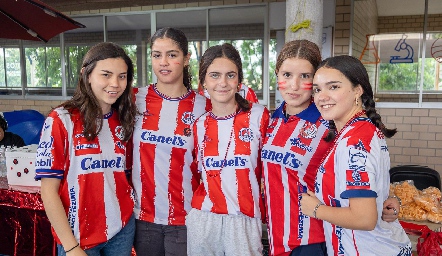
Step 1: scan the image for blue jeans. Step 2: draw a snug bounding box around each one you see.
[290,242,327,256]
[57,214,135,256]
[133,220,187,256]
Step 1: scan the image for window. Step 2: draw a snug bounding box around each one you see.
[0,4,270,104]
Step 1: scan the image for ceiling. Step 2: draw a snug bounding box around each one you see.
[43,0,441,16]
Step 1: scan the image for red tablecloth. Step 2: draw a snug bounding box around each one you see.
[0,183,56,256]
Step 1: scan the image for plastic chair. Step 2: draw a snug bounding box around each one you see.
[390,165,441,190]
[1,110,45,146]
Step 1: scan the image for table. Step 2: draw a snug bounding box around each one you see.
[401,219,442,255]
[0,178,56,256]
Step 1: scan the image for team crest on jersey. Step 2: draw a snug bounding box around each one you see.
[346,147,370,189]
[299,123,317,139]
[115,126,125,140]
[181,112,195,125]
[238,128,253,142]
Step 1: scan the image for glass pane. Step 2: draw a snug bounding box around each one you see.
[208,6,265,99]
[0,39,22,95]
[5,48,22,91]
[24,42,62,96]
[189,40,207,90]
[64,16,104,96]
[0,48,4,89]
[351,0,442,103]
[107,13,151,87]
[157,10,207,90]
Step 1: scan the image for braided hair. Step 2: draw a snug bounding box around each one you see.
[275,39,321,73]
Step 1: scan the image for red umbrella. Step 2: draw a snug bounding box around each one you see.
[0,0,85,43]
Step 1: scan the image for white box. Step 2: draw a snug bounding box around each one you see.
[6,144,41,193]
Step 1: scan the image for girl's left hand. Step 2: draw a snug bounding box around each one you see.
[300,190,321,217]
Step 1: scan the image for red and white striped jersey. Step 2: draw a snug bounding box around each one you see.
[262,102,331,256]
[199,83,259,104]
[192,103,269,218]
[35,107,134,249]
[315,117,411,256]
[132,84,210,225]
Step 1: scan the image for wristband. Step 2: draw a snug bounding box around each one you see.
[65,243,79,253]
[313,202,324,219]
[388,195,402,206]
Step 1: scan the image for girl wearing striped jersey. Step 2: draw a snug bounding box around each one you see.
[300,55,411,256]
[132,27,210,256]
[262,40,331,256]
[264,41,402,256]
[187,43,270,256]
[36,42,137,256]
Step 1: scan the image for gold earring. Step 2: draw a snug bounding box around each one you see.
[355,98,359,106]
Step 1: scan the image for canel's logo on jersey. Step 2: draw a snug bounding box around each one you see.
[140,130,186,147]
[239,128,253,142]
[261,149,302,169]
[80,156,124,170]
[181,112,195,125]
[203,156,247,168]
[300,123,318,139]
[36,136,54,167]
[115,126,125,140]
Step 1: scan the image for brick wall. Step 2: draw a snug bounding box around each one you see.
[380,108,442,176]
[378,14,442,33]
[1,99,64,117]
[352,0,377,59]
[333,0,351,56]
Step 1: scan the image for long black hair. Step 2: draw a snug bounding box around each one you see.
[149,27,192,90]
[318,55,397,141]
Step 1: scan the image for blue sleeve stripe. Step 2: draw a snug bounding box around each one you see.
[35,169,64,180]
[341,189,377,199]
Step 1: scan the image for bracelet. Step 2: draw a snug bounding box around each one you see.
[313,202,324,219]
[388,195,402,206]
[65,243,79,253]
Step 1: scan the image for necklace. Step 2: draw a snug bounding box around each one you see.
[319,110,367,167]
[199,111,237,178]
[153,83,189,100]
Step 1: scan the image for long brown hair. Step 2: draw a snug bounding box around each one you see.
[198,43,250,112]
[60,42,136,141]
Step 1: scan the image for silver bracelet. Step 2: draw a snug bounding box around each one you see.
[388,195,402,206]
[313,202,324,219]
